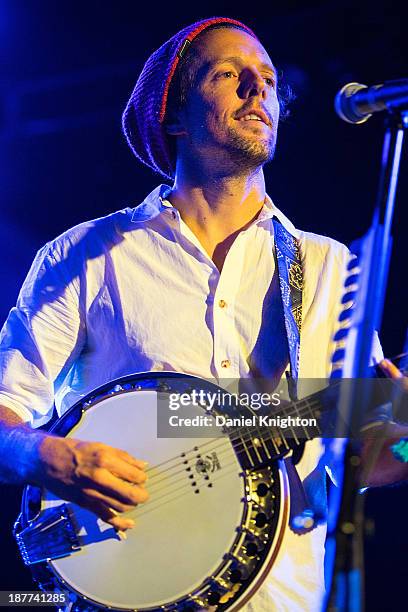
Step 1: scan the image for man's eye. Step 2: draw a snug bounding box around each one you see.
[218,71,236,79]
[264,77,275,87]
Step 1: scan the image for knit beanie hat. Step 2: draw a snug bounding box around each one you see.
[122,17,257,180]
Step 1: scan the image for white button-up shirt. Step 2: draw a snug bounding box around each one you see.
[0,184,381,610]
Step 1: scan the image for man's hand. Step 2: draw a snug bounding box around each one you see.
[33,436,149,531]
[361,358,408,487]
[378,358,408,395]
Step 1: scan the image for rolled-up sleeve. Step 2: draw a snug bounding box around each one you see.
[0,242,85,427]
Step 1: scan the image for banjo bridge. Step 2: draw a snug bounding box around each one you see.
[182,449,222,493]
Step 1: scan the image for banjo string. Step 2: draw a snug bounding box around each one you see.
[127,464,251,522]
[143,393,322,488]
[144,391,323,482]
[144,416,314,509]
[138,403,322,509]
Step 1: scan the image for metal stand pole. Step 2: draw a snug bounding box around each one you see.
[324,110,408,612]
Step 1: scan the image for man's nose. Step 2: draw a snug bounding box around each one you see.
[239,70,267,99]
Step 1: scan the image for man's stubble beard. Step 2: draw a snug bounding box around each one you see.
[184,122,277,175]
[223,124,277,169]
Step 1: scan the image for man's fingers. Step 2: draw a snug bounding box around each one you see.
[116,449,149,471]
[105,514,135,532]
[80,444,148,485]
[379,358,403,379]
[379,359,408,398]
[82,488,137,514]
[82,499,136,531]
[68,441,150,504]
[107,458,148,485]
[91,469,150,505]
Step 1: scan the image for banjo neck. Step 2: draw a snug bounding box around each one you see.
[226,387,325,470]
[226,355,406,470]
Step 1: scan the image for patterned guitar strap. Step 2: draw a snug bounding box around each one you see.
[271,217,303,398]
[272,218,313,533]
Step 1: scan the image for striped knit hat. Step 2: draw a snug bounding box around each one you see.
[122,17,257,180]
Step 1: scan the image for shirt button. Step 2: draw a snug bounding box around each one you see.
[221,359,231,369]
[218,299,227,309]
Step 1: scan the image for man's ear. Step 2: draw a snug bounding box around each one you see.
[165,121,187,136]
[164,107,188,136]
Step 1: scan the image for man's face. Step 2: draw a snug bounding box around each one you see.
[177,27,280,170]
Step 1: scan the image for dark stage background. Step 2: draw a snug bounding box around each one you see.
[1,0,407,609]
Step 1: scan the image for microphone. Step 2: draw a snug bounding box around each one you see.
[335,79,408,124]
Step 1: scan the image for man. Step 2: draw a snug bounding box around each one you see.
[0,17,406,611]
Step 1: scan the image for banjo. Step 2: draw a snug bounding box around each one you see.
[14,369,337,612]
[14,358,402,612]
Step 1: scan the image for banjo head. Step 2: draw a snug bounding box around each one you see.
[20,374,287,611]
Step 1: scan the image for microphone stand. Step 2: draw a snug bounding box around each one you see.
[324,109,408,612]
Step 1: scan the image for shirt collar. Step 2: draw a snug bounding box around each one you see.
[131,184,300,239]
[261,194,300,238]
[130,185,173,223]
